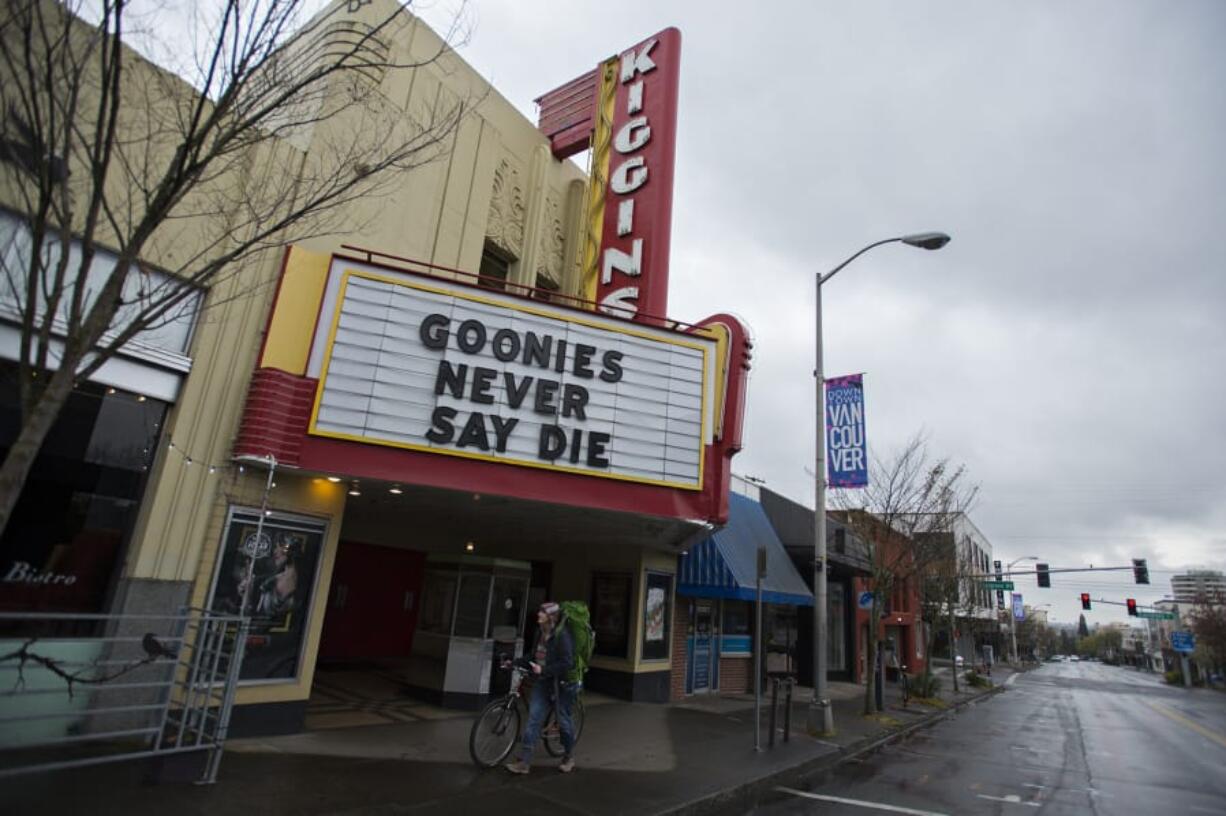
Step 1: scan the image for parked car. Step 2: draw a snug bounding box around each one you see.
[1070,655,1081,662]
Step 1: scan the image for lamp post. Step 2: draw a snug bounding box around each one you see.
[807,231,951,736]
[1007,555,1039,665]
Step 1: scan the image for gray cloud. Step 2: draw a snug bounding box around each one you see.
[433,0,1226,623]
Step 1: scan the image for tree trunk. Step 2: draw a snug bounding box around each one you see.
[0,364,77,535]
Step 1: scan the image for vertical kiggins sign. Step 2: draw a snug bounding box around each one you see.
[826,374,867,488]
[586,29,681,321]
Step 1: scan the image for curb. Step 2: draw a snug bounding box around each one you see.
[659,684,1007,816]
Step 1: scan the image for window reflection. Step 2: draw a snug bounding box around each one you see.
[0,365,165,616]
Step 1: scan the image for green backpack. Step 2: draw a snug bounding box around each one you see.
[558,600,595,685]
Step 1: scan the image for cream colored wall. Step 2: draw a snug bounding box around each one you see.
[128,0,587,578]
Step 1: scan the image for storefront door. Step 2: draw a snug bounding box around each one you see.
[318,541,424,661]
[690,601,715,693]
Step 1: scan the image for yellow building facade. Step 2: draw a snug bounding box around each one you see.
[0,0,751,735]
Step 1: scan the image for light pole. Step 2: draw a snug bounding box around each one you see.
[807,231,951,736]
[1007,556,1039,665]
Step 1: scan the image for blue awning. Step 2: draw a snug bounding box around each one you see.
[678,492,814,606]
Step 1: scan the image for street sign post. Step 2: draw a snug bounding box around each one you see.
[983,580,1015,591]
[1137,611,1177,621]
[857,591,874,610]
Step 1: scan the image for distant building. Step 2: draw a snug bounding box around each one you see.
[1170,570,1226,603]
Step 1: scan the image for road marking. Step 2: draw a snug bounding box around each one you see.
[976,794,1040,807]
[1147,701,1226,750]
[775,786,950,815]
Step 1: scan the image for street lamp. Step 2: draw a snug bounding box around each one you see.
[808,231,951,737]
[1006,556,1039,665]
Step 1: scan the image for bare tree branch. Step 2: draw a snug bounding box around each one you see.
[0,0,478,535]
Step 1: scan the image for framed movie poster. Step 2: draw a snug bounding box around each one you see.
[208,508,327,683]
[641,572,672,661]
[591,572,632,658]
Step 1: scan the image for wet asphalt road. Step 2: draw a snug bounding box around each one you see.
[756,660,1226,815]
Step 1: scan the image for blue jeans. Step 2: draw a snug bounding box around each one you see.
[518,678,577,761]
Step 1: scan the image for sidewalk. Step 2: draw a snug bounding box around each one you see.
[0,668,1010,816]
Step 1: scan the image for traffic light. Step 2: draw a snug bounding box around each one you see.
[1036,563,1050,588]
[1132,558,1150,585]
[1127,598,1138,616]
[1080,593,1091,610]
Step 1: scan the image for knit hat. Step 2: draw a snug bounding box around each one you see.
[540,602,560,618]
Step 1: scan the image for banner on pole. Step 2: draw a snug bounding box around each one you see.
[826,373,867,488]
[1012,593,1025,622]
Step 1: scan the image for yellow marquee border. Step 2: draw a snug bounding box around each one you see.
[307,267,711,491]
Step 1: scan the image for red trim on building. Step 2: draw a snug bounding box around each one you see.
[233,368,318,465]
[535,68,599,160]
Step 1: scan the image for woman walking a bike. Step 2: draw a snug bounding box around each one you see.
[504,601,578,774]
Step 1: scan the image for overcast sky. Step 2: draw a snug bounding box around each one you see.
[412,0,1226,625]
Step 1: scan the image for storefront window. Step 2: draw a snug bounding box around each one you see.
[722,600,750,636]
[418,571,457,635]
[452,571,492,638]
[590,572,632,658]
[641,572,672,661]
[487,574,527,637]
[828,583,846,671]
[207,510,326,682]
[0,371,164,619]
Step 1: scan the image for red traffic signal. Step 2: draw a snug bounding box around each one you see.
[1127,598,1138,617]
[1080,593,1091,610]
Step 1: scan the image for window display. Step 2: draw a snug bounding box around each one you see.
[591,572,632,658]
[208,509,326,682]
[641,572,672,661]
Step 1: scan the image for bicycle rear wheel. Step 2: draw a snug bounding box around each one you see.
[542,696,585,757]
[469,699,521,768]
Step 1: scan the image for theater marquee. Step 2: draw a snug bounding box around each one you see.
[307,262,715,489]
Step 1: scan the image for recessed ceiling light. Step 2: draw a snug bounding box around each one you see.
[465,541,475,552]
[327,476,341,483]
[389,486,403,495]
[348,488,361,496]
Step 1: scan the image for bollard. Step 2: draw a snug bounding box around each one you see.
[783,678,793,742]
[768,676,779,747]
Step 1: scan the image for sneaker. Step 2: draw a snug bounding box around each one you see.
[558,756,575,773]
[504,759,530,775]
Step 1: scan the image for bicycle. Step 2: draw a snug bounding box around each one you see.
[468,658,586,768]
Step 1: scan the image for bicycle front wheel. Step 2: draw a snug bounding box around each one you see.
[469,700,521,768]
[543,696,585,757]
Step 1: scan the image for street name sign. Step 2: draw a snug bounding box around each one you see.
[1137,611,1176,621]
[983,580,1014,591]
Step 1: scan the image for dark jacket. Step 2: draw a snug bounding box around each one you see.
[539,625,575,682]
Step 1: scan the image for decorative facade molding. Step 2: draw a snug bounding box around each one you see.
[486,159,525,257]
[536,194,565,287]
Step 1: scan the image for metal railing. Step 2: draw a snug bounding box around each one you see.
[0,608,248,783]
